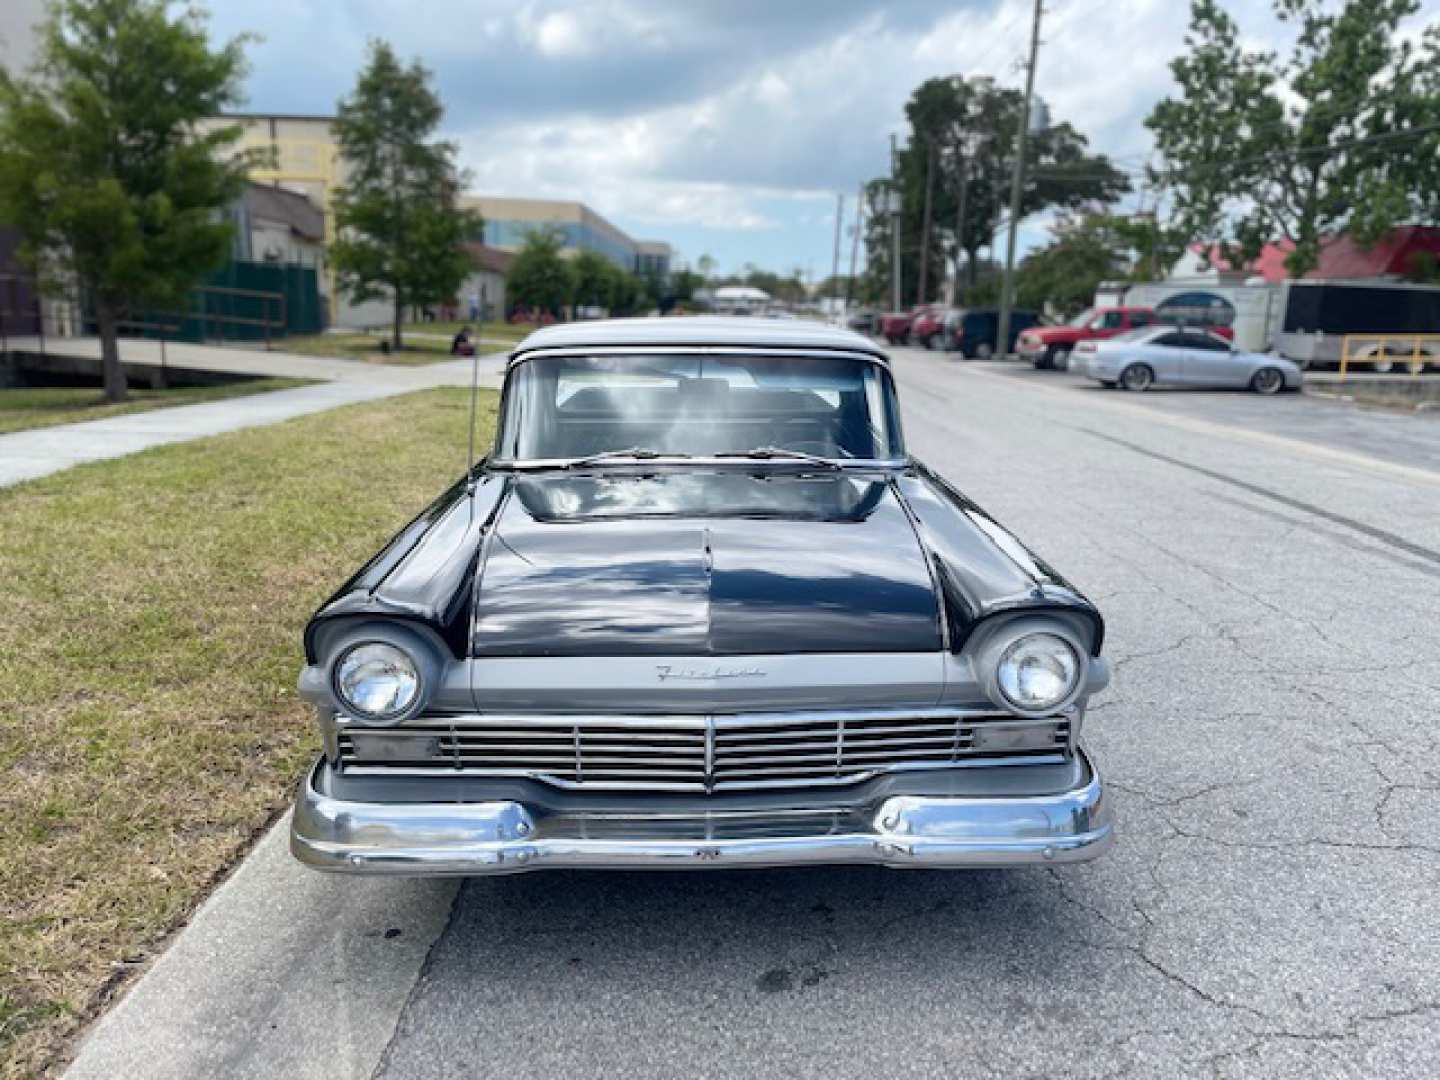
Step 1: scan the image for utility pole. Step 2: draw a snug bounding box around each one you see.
[954,141,971,296]
[996,0,1044,360]
[1151,170,1167,281]
[890,132,902,313]
[846,181,864,309]
[917,139,936,308]
[830,191,844,315]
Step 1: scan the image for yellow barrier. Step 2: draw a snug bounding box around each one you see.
[1339,333,1440,380]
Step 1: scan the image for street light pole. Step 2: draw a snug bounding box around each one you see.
[830,191,844,316]
[996,0,1044,360]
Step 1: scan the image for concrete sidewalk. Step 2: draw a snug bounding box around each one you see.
[1,338,505,488]
[5,338,501,388]
[63,819,457,1080]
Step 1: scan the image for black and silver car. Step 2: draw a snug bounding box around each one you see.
[290,317,1113,875]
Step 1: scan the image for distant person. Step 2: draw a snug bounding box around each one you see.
[468,291,480,322]
[450,326,475,357]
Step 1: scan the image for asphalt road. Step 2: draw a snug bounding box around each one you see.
[69,347,1440,1079]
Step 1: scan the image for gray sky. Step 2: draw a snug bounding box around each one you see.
[206,0,1437,277]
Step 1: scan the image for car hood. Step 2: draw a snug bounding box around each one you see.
[469,472,944,656]
[306,466,1102,668]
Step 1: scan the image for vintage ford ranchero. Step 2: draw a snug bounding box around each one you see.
[290,317,1113,874]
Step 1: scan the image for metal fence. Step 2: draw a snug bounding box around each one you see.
[1339,333,1440,378]
[0,259,323,359]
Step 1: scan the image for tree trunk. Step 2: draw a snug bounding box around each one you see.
[95,298,129,403]
[391,290,403,352]
[966,245,981,287]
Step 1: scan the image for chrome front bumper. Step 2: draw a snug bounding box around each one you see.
[290,751,1113,875]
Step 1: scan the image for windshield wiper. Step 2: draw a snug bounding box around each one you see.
[565,447,690,469]
[713,446,843,470]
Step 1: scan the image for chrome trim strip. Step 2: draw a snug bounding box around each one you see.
[505,345,892,369]
[337,706,1039,730]
[291,749,1113,875]
[703,719,716,795]
[489,457,910,472]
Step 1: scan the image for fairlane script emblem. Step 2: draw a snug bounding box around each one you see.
[656,665,767,681]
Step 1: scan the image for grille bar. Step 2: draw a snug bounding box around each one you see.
[337,710,1072,792]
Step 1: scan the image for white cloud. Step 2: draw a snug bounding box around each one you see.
[534,12,587,57]
[211,0,1428,274]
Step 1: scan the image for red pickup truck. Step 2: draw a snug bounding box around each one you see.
[1018,307,1233,370]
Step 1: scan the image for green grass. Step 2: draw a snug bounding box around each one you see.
[0,379,313,436]
[276,332,456,366]
[0,388,498,1078]
[397,320,531,343]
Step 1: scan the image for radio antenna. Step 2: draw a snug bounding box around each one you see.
[465,340,480,491]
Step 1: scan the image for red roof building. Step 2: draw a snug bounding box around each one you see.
[1185,226,1440,283]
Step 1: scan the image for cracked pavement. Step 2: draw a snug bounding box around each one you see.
[67,346,1440,1079]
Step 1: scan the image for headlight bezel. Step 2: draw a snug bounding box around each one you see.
[973,615,1090,718]
[995,632,1081,713]
[332,640,423,722]
[321,622,443,726]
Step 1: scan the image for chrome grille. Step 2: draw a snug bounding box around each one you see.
[336,710,1072,793]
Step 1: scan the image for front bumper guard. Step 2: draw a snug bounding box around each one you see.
[291,752,1113,875]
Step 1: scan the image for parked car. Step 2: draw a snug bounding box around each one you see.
[1077,326,1302,393]
[290,317,1114,876]
[941,308,1041,359]
[910,306,953,348]
[879,305,932,345]
[846,309,877,333]
[1016,307,1157,370]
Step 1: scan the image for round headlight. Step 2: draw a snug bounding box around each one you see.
[996,633,1080,712]
[334,642,421,720]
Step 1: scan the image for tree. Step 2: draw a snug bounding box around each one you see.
[330,40,479,351]
[606,268,643,315]
[1013,215,1129,314]
[1103,212,1192,282]
[506,228,574,317]
[816,273,862,302]
[722,267,806,304]
[696,253,717,281]
[1147,0,1440,277]
[866,75,1129,308]
[670,269,704,302]
[571,250,615,312]
[0,0,254,402]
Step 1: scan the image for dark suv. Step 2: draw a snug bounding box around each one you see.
[942,308,1040,359]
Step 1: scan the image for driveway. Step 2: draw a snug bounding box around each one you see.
[65,346,1440,1079]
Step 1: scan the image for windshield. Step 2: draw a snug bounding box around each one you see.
[496,353,903,462]
[1067,308,1096,328]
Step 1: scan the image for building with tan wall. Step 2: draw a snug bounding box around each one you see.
[463,196,672,281]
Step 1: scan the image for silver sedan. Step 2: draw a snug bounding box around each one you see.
[1077,327,1303,393]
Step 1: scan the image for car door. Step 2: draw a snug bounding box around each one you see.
[1092,310,1127,339]
[1180,332,1240,386]
[1142,331,1187,383]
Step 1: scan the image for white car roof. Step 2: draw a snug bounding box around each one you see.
[509,316,889,365]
